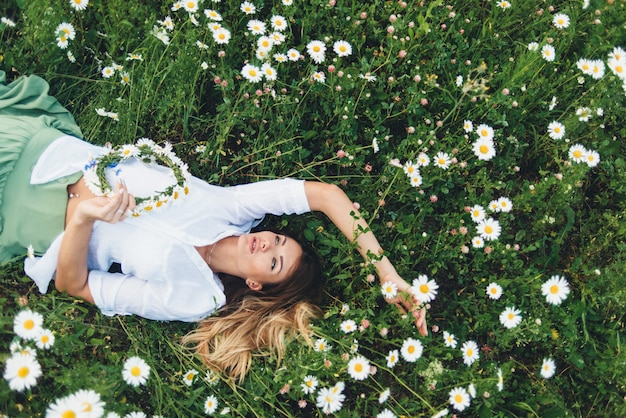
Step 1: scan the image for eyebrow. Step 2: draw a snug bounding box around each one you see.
[278,255,284,274]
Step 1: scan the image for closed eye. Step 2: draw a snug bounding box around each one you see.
[271,257,277,270]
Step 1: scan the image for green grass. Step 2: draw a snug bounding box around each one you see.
[1,0,626,416]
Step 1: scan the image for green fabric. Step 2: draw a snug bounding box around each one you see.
[0,71,84,262]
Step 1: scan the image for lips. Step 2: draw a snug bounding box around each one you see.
[250,236,257,254]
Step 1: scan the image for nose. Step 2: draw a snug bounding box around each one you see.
[260,239,268,252]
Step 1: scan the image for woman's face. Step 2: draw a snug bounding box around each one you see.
[237,231,303,289]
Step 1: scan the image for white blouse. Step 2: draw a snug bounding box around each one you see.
[25,136,311,322]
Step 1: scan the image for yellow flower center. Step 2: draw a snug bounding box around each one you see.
[573,150,582,158]
[420,284,429,294]
[41,335,49,343]
[481,129,489,137]
[508,313,515,320]
[455,394,463,403]
[131,366,141,377]
[354,363,363,373]
[24,319,35,330]
[313,46,321,53]
[17,366,29,378]
[480,144,489,154]
[485,225,493,234]
[61,411,76,418]
[467,349,473,356]
[550,285,559,294]
[408,345,415,354]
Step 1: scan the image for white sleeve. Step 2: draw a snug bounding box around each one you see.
[88,270,222,322]
[231,178,311,221]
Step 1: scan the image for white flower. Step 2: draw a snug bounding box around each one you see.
[271,15,287,31]
[432,409,450,418]
[26,244,35,259]
[576,107,592,122]
[69,0,89,11]
[541,44,556,62]
[247,19,266,35]
[347,355,370,380]
[584,149,600,167]
[301,375,318,394]
[13,309,44,340]
[416,152,430,167]
[486,283,503,300]
[449,387,471,411]
[461,340,479,366]
[463,120,474,132]
[608,57,625,79]
[456,75,463,87]
[212,27,231,44]
[314,338,330,352]
[471,236,484,248]
[306,40,326,63]
[70,389,105,417]
[443,331,457,348]
[287,48,301,61]
[527,42,539,51]
[433,152,451,169]
[496,196,513,212]
[411,274,438,303]
[204,9,222,21]
[183,0,199,12]
[240,1,256,14]
[1,17,16,27]
[376,409,396,418]
[400,338,423,362]
[56,22,76,40]
[590,59,605,79]
[46,394,84,418]
[257,35,273,51]
[241,64,262,82]
[35,329,55,350]
[339,319,357,334]
[497,368,504,391]
[372,137,380,153]
[568,144,587,163]
[475,123,494,141]
[476,217,501,241]
[381,281,398,299]
[316,383,345,414]
[204,395,219,414]
[409,172,423,188]
[261,63,277,81]
[473,137,496,161]
[552,13,570,29]
[541,275,570,305]
[547,121,566,140]
[499,306,522,329]
[183,369,198,386]
[333,40,352,57]
[3,353,42,391]
[379,388,391,404]
[386,349,399,368]
[122,356,150,387]
[312,71,326,83]
[470,204,486,222]
[540,358,556,379]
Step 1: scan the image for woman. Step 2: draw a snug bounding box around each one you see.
[1,71,427,381]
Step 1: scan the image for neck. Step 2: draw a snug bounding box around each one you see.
[197,236,241,277]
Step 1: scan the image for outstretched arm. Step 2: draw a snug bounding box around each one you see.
[304,181,428,336]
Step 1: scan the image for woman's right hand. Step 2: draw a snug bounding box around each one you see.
[74,181,136,224]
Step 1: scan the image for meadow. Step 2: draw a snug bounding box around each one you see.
[1,0,625,416]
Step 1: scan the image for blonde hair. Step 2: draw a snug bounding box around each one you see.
[182,236,324,382]
[182,297,322,382]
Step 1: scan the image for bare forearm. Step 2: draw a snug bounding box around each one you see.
[56,216,95,302]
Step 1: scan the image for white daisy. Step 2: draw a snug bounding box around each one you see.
[584,149,600,167]
[70,389,105,417]
[486,283,503,300]
[461,340,479,366]
[443,331,457,348]
[347,355,370,380]
[547,121,565,139]
[433,151,451,169]
[240,1,256,14]
[260,62,278,80]
[282,0,293,4]
[541,275,570,305]
[376,409,396,418]
[416,152,430,167]
[287,48,301,61]
[257,35,273,51]
[46,394,84,418]
[409,172,423,188]
[488,199,500,212]
[1,17,16,27]
[471,236,485,248]
[411,274,438,303]
[378,388,391,404]
[528,42,539,51]
[212,27,231,44]
[541,44,556,62]
[496,196,513,212]
[3,353,42,391]
[35,329,55,350]
[183,369,198,386]
[270,32,285,45]
[205,369,219,386]
[316,383,345,414]
[247,19,265,35]
[333,40,353,57]
[340,319,357,334]
[576,107,592,122]
[590,59,605,79]
[312,71,326,83]
[552,13,570,29]
[403,160,418,176]
[499,306,522,329]
[204,394,219,414]
[475,123,494,141]
[476,217,501,241]
[208,22,222,32]
[497,368,504,391]
[182,0,198,12]
[56,22,76,40]
[301,375,318,394]
[101,66,115,78]
[386,349,399,368]
[69,0,89,11]
[122,356,150,387]
[204,9,222,21]
[540,358,556,379]
[449,387,471,411]
[381,281,398,299]
[13,309,44,340]
[400,337,423,363]
[271,15,287,31]
[577,58,593,75]
[608,57,625,79]
[314,337,330,352]
[496,0,511,9]
[463,120,474,132]
[241,64,262,82]
[473,137,496,161]
[273,53,287,63]
[470,204,486,222]
[306,40,326,63]
[568,144,587,163]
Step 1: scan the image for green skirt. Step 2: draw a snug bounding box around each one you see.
[0,71,84,263]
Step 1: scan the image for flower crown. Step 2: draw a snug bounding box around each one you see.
[82,138,191,216]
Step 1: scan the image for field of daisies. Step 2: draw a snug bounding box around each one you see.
[1,0,625,416]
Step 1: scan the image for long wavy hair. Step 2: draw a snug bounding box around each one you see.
[182,232,325,382]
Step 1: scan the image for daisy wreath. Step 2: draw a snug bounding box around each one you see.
[82,138,190,216]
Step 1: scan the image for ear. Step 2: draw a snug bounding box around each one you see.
[246,279,263,291]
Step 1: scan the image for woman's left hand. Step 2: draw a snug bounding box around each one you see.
[380,272,428,336]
